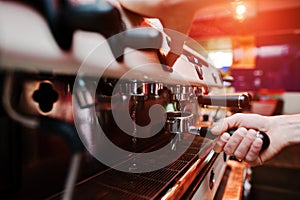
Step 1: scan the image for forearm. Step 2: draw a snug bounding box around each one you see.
[271,114,300,146]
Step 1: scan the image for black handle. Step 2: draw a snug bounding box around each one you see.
[39,0,163,62]
[108,27,163,61]
[62,0,125,38]
[226,128,270,151]
[198,92,251,108]
[40,0,125,50]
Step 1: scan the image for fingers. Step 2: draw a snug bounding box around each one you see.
[223,128,247,155]
[213,128,263,163]
[245,138,263,162]
[213,132,231,153]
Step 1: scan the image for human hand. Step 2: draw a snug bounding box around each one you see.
[211,113,287,166]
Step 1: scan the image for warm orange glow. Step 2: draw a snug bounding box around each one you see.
[236,4,246,15]
[232,1,248,21]
[232,35,256,69]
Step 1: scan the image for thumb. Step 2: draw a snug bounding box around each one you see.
[211,119,230,135]
[210,113,246,135]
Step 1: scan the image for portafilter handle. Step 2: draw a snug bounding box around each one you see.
[189,126,270,152]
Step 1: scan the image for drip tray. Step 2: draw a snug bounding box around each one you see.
[51,136,213,200]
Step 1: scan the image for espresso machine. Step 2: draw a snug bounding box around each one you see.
[0,1,269,199]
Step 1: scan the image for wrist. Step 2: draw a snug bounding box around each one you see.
[272,114,300,146]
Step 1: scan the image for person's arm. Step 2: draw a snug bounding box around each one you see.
[276,114,300,145]
[211,113,300,166]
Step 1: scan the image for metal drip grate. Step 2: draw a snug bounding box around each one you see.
[53,136,212,200]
